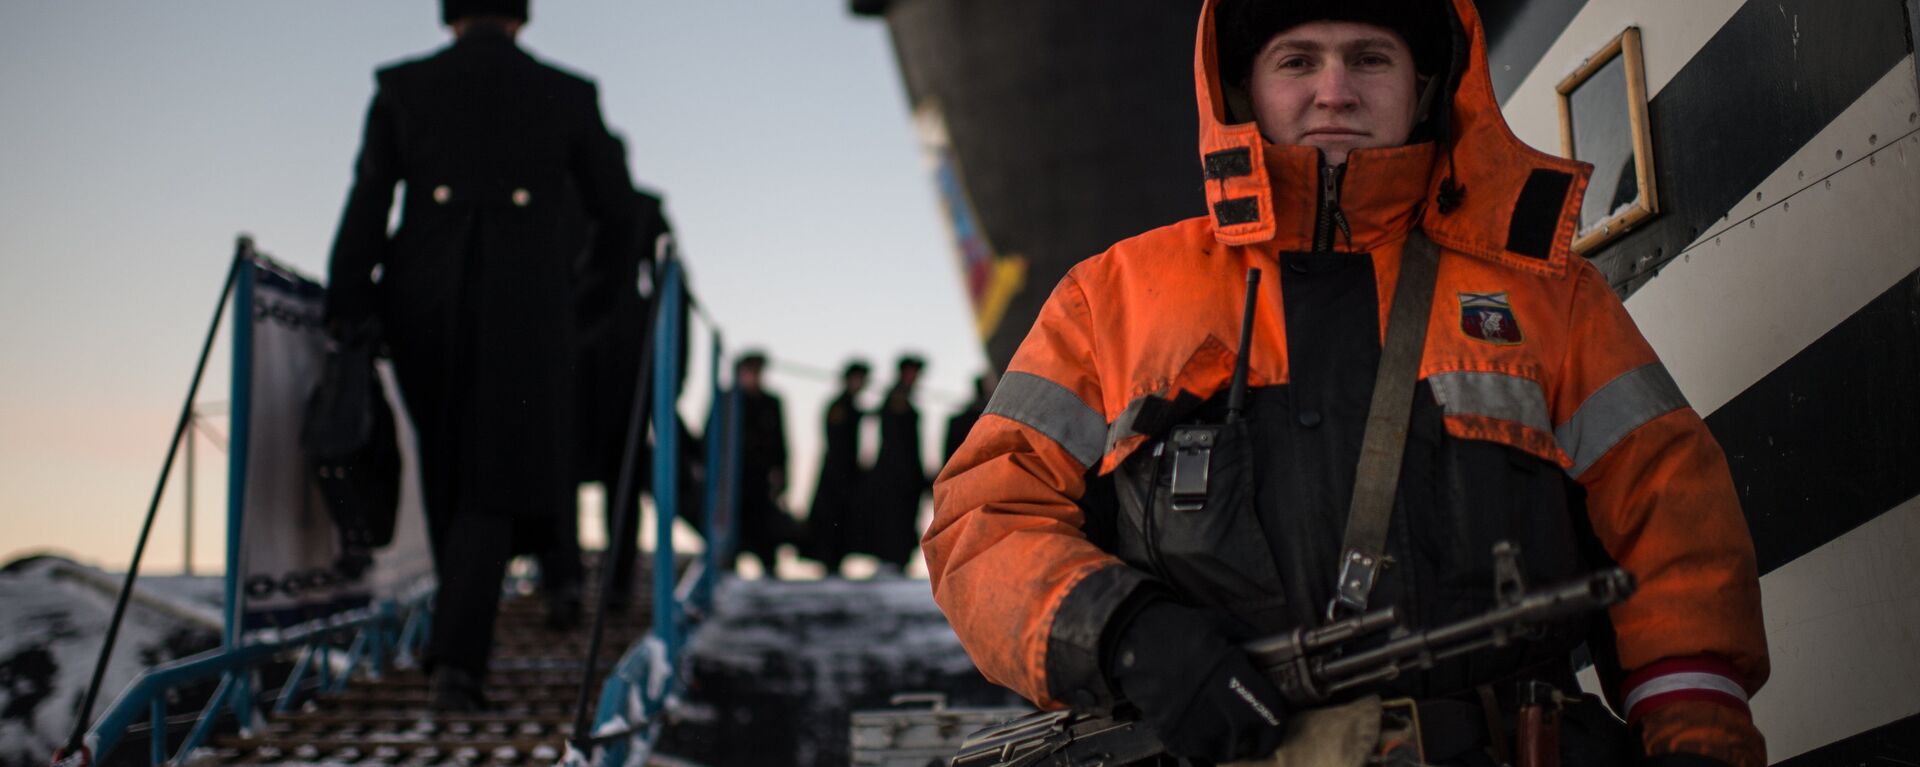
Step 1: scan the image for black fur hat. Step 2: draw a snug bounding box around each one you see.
[735,350,770,372]
[1217,0,1450,85]
[442,0,528,24]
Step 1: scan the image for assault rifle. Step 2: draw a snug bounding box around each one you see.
[951,547,1635,767]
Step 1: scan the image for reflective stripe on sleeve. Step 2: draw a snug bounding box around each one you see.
[1103,395,1151,458]
[985,371,1108,468]
[1621,656,1750,724]
[1427,371,1552,434]
[1554,363,1689,478]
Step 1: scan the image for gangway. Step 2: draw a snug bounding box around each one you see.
[62,237,738,767]
[183,566,652,767]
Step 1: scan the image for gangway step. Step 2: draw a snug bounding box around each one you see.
[375,669,613,687]
[177,555,665,767]
[265,715,574,737]
[216,736,564,752]
[484,657,616,673]
[273,712,575,726]
[300,701,583,718]
[327,682,583,698]
[320,692,583,707]
[491,637,649,657]
[199,739,565,766]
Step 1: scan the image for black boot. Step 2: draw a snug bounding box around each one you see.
[545,588,582,631]
[430,667,489,712]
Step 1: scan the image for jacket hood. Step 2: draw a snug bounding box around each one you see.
[1194,0,1595,275]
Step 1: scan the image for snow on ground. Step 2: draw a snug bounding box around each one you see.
[655,576,1021,767]
[0,556,221,767]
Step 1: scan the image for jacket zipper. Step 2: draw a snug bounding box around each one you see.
[1313,161,1353,252]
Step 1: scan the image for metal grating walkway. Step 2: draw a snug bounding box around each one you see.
[184,571,652,767]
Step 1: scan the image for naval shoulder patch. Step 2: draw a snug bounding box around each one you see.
[1459,292,1523,345]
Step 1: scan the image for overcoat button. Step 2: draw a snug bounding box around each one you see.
[1298,409,1323,428]
[511,188,531,207]
[432,185,451,204]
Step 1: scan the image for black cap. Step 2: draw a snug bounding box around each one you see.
[896,354,926,373]
[842,360,872,379]
[735,351,769,372]
[443,0,528,24]
[1217,0,1450,85]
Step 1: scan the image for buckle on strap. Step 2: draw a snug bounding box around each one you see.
[1328,548,1382,620]
[1167,426,1216,512]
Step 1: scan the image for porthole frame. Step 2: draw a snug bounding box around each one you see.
[1556,26,1659,255]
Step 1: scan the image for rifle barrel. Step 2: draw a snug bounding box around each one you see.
[1318,569,1632,682]
[1303,605,1399,650]
[1244,605,1398,669]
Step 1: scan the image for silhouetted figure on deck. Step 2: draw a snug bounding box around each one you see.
[942,373,996,466]
[323,0,640,711]
[802,360,870,575]
[858,356,928,571]
[728,352,798,576]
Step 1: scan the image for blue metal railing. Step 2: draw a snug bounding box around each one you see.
[83,593,430,765]
[69,240,439,766]
[77,240,740,767]
[56,240,246,767]
[580,254,742,767]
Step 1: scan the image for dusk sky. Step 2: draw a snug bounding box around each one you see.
[0,2,985,573]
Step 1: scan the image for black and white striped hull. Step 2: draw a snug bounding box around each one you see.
[1493,0,1920,761]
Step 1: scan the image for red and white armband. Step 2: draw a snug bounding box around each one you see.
[1621,655,1752,724]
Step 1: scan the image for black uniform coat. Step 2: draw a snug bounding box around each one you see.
[326,28,638,530]
[858,384,928,565]
[734,388,792,557]
[941,399,986,466]
[804,391,864,565]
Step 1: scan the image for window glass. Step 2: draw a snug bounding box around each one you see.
[1567,53,1637,232]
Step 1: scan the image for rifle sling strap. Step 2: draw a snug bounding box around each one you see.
[1331,229,1441,618]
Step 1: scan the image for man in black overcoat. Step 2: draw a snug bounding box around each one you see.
[940,373,995,466]
[324,0,640,709]
[858,355,928,571]
[803,360,869,575]
[728,352,797,577]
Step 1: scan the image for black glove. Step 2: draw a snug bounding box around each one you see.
[324,313,382,349]
[1106,599,1289,762]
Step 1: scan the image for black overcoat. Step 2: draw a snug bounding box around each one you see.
[734,388,792,555]
[326,29,638,527]
[804,392,864,565]
[857,385,928,565]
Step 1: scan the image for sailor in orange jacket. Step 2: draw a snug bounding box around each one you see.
[925,0,1768,764]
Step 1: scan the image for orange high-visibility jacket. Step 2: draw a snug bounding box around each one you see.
[924,0,1769,763]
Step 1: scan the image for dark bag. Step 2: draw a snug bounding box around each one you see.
[301,327,402,570]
